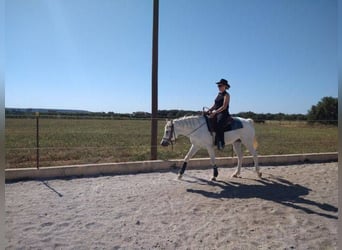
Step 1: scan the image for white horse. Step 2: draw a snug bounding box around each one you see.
[160,115,261,180]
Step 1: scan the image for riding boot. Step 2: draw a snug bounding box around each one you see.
[217,131,225,150]
[218,141,224,150]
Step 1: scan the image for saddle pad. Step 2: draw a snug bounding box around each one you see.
[224,117,243,132]
[204,115,243,133]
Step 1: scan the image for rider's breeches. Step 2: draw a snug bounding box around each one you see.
[216,112,227,145]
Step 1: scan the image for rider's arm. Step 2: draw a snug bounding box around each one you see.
[208,104,216,112]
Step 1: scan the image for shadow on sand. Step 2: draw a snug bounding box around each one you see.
[185,174,338,220]
[42,181,63,197]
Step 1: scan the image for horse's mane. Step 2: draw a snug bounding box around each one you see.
[174,115,203,128]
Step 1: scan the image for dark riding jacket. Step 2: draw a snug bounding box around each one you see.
[214,91,229,115]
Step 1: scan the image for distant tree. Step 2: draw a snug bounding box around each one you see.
[307,96,338,125]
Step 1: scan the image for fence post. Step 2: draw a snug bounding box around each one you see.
[150,0,159,160]
[36,112,40,169]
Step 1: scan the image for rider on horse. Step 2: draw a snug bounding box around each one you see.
[207,78,231,150]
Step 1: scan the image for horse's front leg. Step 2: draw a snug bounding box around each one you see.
[207,146,218,181]
[178,144,199,179]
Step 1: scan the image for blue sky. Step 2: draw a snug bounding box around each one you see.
[5,0,337,114]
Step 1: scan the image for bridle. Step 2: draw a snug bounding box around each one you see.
[163,120,176,149]
[163,118,207,148]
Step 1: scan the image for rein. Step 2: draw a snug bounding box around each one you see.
[184,121,206,137]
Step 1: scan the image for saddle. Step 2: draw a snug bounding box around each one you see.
[204,115,243,134]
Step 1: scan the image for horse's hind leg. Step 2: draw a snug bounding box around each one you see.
[231,140,243,178]
[178,144,199,179]
[244,139,261,178]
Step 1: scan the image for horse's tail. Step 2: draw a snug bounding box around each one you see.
[246,119,258,150]
[253,137,258,150]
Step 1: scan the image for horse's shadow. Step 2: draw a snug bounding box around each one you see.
[185,174,338,220]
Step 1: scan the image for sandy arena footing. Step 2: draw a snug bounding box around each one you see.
[5,162,338,249]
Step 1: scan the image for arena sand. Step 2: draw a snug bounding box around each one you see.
[5,162,337,249]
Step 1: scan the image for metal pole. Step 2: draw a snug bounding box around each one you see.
[151,0,159,160]
[36,112,40,169]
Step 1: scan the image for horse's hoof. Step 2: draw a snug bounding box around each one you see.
[257,172,262,178]
[211,177,217,181]
[178,174,183,180]
[231,174,239,178]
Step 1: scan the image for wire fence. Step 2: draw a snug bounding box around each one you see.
[5,115,338,169]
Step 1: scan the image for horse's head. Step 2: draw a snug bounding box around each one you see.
[160,120,175,147]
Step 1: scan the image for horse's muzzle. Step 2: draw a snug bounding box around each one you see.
[160,139,170,147]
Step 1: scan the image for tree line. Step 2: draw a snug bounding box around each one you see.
[4,108,305,121]
[5,96,337,125]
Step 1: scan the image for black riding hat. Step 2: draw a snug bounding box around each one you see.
[216,78,230,89]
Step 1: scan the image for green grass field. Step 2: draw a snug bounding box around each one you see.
[5,118,337,168]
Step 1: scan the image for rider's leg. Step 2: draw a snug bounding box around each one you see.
[216,113,226,150]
